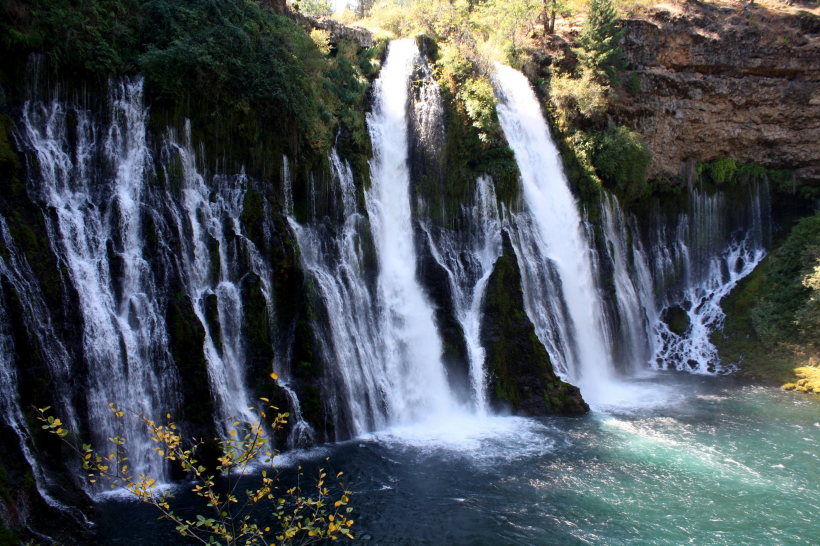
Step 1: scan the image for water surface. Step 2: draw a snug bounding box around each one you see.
[97,372,820,545]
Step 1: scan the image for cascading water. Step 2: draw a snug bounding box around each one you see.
[162,124,261,430]
[365,39,454,422]
[599,195,657,371]
[290,149,387,436]
[494,65,614,399]
[422,176,503,413]
[291,40,456,435]
[645,182,771,372]
[22,79,173,480]
[0,219,72,512]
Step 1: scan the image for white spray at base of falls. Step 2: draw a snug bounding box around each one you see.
[494,65,615,402]
[366,39,454,422]
[422,176,503,414]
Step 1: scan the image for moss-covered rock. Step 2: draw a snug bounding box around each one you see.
[166,294,214,426]
[414,228,471,404]
[480,232,588,415]
[662,305,690,336]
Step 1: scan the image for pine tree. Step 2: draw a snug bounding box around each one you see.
[573,0,626,84]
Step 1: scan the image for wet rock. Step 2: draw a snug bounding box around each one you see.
[480,232,588,416]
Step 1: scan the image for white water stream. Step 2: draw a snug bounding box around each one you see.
[494,65,615,402]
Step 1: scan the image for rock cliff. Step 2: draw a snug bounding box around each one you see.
[534,1,820,185]
[614,2,820,184]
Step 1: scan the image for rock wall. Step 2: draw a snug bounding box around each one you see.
[612,3,820,183]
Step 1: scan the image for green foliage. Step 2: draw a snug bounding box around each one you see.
[662,305,689,336]
[699,157,738,187]
[2,0,379,169]
[572,0,626,84]
[549,67,608,128]
[714,214,820,382]
[752,214,820,350]
[458,76,499,144]
[35,401,354,545]
[298,0,333,17]
[593,125,652,202]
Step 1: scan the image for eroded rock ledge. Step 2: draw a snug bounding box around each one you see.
[613,2,820,183]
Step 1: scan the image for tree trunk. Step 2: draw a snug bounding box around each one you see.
[550,0,557,34]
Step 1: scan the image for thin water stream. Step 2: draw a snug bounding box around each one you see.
[96,374,820,545]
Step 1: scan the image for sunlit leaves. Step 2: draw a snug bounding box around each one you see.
[33,404,353,545]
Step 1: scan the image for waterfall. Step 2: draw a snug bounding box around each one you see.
[494,65,614,399]
[646,183,770,372]
[290,149,386,436]
[0,220,71,513]
[422,176,502,413]
[162,124,261,430]
[365,39,453,422]
[599,195,656,371]
[292,40,456,435]
[21,79,173,480]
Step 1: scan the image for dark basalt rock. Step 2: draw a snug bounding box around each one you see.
[480,232,588,416]
[662,304,691,336]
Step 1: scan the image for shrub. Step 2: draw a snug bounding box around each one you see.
[35,392,354,545]
[593,125,652,201]
[702,157,738,186]
[549,68,608,128]
[458,76,500,143]
[752,214,820,349]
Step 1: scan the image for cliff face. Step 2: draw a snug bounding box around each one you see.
[613,3,820,183]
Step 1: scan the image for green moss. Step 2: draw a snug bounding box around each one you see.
[481,236,588,415]
[715,215,820,381]
[241,190,266,251]
[166,296,213,424]
[242,275,273,363]
[203,293,222,356]
[662,305,690,336]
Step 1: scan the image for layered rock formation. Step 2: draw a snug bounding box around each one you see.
[613,2,820,183]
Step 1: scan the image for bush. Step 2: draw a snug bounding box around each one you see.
[701,157,738,186]
[549,68,608,128]
[458,76,500,143]
[593,125,652,201]
[752,214,820,349]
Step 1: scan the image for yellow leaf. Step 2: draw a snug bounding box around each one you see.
[270,372,278,381]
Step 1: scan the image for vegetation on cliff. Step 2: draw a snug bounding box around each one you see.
[1,0,384,182]
[713,214,820,388]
